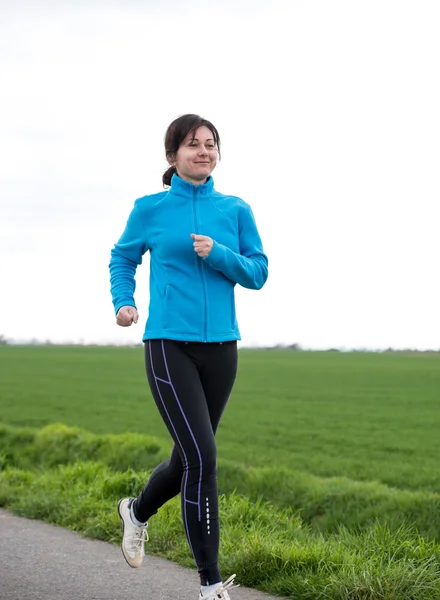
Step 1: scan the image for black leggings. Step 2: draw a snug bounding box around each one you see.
[132,339,238,585]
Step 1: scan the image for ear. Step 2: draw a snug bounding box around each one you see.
[167,152,176,167]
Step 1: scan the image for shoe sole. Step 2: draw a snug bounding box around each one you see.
[118,498,141,569]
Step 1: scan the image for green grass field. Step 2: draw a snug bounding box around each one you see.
[1,345,440,492]
[1,345,440,599]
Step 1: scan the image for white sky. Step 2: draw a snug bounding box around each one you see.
[0,0,439,350]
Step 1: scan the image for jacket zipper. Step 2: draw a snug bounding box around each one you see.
[193,187,208,342]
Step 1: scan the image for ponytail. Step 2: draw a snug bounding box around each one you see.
[162,165,176,187]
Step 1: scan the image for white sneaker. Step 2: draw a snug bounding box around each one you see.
[117,497,148,568]
[199,574,239,600]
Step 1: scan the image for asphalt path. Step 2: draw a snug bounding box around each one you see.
[0,508,282,600]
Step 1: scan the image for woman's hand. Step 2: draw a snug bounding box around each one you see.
[191,234,213,258]
[116,306,139,327]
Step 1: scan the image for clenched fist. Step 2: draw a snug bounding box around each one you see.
[191,233,213,258]
[116,306,139,327]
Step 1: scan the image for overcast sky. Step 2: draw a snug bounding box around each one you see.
[1,0,439,350]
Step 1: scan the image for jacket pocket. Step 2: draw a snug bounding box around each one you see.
[162,284,201,333]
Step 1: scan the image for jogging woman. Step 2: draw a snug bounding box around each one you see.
[109,113,268,600]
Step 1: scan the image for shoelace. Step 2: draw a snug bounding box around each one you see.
[202,574,239,599]
[131,526,149,551]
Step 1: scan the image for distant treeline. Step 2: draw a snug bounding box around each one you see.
[0,335,439,353]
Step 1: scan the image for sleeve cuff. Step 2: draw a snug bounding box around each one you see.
[204,240,225,267]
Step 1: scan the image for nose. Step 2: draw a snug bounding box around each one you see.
[197,145,209,156]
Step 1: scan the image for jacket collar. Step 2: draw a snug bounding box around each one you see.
[170,173,215,198]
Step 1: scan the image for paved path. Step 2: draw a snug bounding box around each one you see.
[0,508,282,600]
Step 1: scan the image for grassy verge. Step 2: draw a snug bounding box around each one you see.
[1,422,440,541]
[1,462,439,599]
[1,423,440,599]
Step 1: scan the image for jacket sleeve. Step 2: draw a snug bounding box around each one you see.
[203,204,268,290]
[109,202,149,315]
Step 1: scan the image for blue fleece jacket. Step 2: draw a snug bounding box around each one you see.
[109,174,268,342]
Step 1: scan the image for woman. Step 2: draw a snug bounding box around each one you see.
[109,114,268,600]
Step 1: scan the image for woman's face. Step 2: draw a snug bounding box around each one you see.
[172,126,218,185]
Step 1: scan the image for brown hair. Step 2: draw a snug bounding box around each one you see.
[162,114,221,186]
